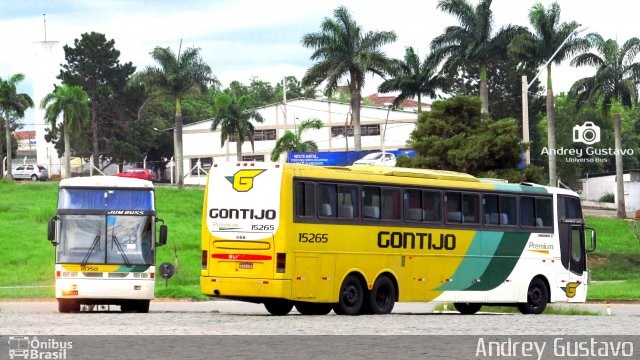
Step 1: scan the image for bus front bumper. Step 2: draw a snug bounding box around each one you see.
[56,278,154,300]
[201,276,291,299]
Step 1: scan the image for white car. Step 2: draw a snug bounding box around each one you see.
[353,152,397,167]
[13,164,49,181]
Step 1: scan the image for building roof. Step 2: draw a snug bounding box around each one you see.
[364,93,428,108]
[13,130,35,140]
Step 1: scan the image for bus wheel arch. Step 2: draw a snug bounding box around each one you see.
[333,272,367,315]
[518,275,550,315]
[368,273,397,314]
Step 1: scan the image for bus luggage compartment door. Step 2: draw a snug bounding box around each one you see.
[209,232,274,279]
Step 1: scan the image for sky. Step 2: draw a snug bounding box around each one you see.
[1,0,639,127]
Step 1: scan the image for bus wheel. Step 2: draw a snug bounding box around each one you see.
[518,277,548,315]
[135,300,150,313]
[58,299,80,313]
[295,302,333,315]
[453,302,482,315]
[334,274,364,315]
[369,276,396,314]
[264,300,293,316]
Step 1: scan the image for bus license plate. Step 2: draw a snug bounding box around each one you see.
[238,262,253,269]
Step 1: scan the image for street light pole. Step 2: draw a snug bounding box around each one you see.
[521,26,588,178]
[382,103,393,166]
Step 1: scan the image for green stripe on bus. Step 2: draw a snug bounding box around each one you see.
[494,184,548,193]
[115,265,150,272]
[466,232,530,291]
[437,231,503,291]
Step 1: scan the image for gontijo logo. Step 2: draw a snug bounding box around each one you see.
[225,169,265,192]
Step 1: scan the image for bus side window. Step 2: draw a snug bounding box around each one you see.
[382,188,401,220]
[483,194,499,225]
[295,182,316,217]
[535,198,553,227]
[318,184,337,217]
[423,191,441,222]
[520,196,535,227]
[499,196,517,226]
[404,189,423,221]
[445,192,462,223]
[362,186,381,219]
[462,194,479,224]
[338,185,358,218]
[565,197,582,219]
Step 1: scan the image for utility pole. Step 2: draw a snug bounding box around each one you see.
[522,76,530,165]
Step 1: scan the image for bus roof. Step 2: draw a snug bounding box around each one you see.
[286,163,556,195]
[59,176,154,189]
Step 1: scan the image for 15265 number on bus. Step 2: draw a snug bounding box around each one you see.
[298,233,328,243]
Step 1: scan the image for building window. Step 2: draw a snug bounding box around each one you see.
[242,155,265,162]
[331,125,380,137]
[229,129,277,142]
[190,158,213,175]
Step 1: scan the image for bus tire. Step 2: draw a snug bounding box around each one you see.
[58,299,80,313]
[453,302,482,315]
[369,276,396,314]
[135,300,150,313]
[334,274,364,315]
[264,300,293,316]
[295,302,333,315]
[518,277,548,315]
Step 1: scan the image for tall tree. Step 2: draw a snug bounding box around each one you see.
[509,2,584,186]
[40,85,90,178]
[378,47,447,114]
[570,34,640,218]
[0,74,34,180]
[430,0,523,114]
[211,93,264,161]
[270,118,323,161]
[136,45,215,187]
[302,6,397,150]
[58,32,135,168]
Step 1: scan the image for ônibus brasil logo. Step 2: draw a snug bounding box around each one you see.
[225,169,265,192]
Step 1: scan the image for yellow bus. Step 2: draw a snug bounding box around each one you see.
[200,162,596,315]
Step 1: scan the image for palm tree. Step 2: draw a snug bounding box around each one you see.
[270,119,323,162]
[570,34,640,218]
[509,1,584,187]
[40,85,90,179]
[301,6,397,151]
[430,0,523,114]
[0,73,34,180]
[136,45,215,188]
[378,47,447,114]
[211,93,264,161]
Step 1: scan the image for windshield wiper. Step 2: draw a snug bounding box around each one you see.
[81,235,101,266]
[111,235,131,266]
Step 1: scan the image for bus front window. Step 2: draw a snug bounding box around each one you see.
[107,216,153,265]
[57,215,153,265]
[57,215,106,264]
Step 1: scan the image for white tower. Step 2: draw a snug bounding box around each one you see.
[31,18,63,176]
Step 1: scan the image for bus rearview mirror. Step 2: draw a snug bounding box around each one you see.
[585,226,596,252]
[158,224,168,246]
[47,219,55,242]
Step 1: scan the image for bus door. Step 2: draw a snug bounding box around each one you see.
[557,196,589,302]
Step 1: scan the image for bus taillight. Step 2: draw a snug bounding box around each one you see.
[202,250,208,270]
[276,253,286,273]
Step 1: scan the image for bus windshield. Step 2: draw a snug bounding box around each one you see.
[56,214,153,265]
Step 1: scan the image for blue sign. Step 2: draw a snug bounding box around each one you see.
[287,150,415,166]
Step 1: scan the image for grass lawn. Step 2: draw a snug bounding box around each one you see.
[0,179,638,300]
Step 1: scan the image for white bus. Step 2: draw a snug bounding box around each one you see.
[48,176,168,313]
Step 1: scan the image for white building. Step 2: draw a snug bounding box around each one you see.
[579,170,640,211]
[181,98,419,185]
